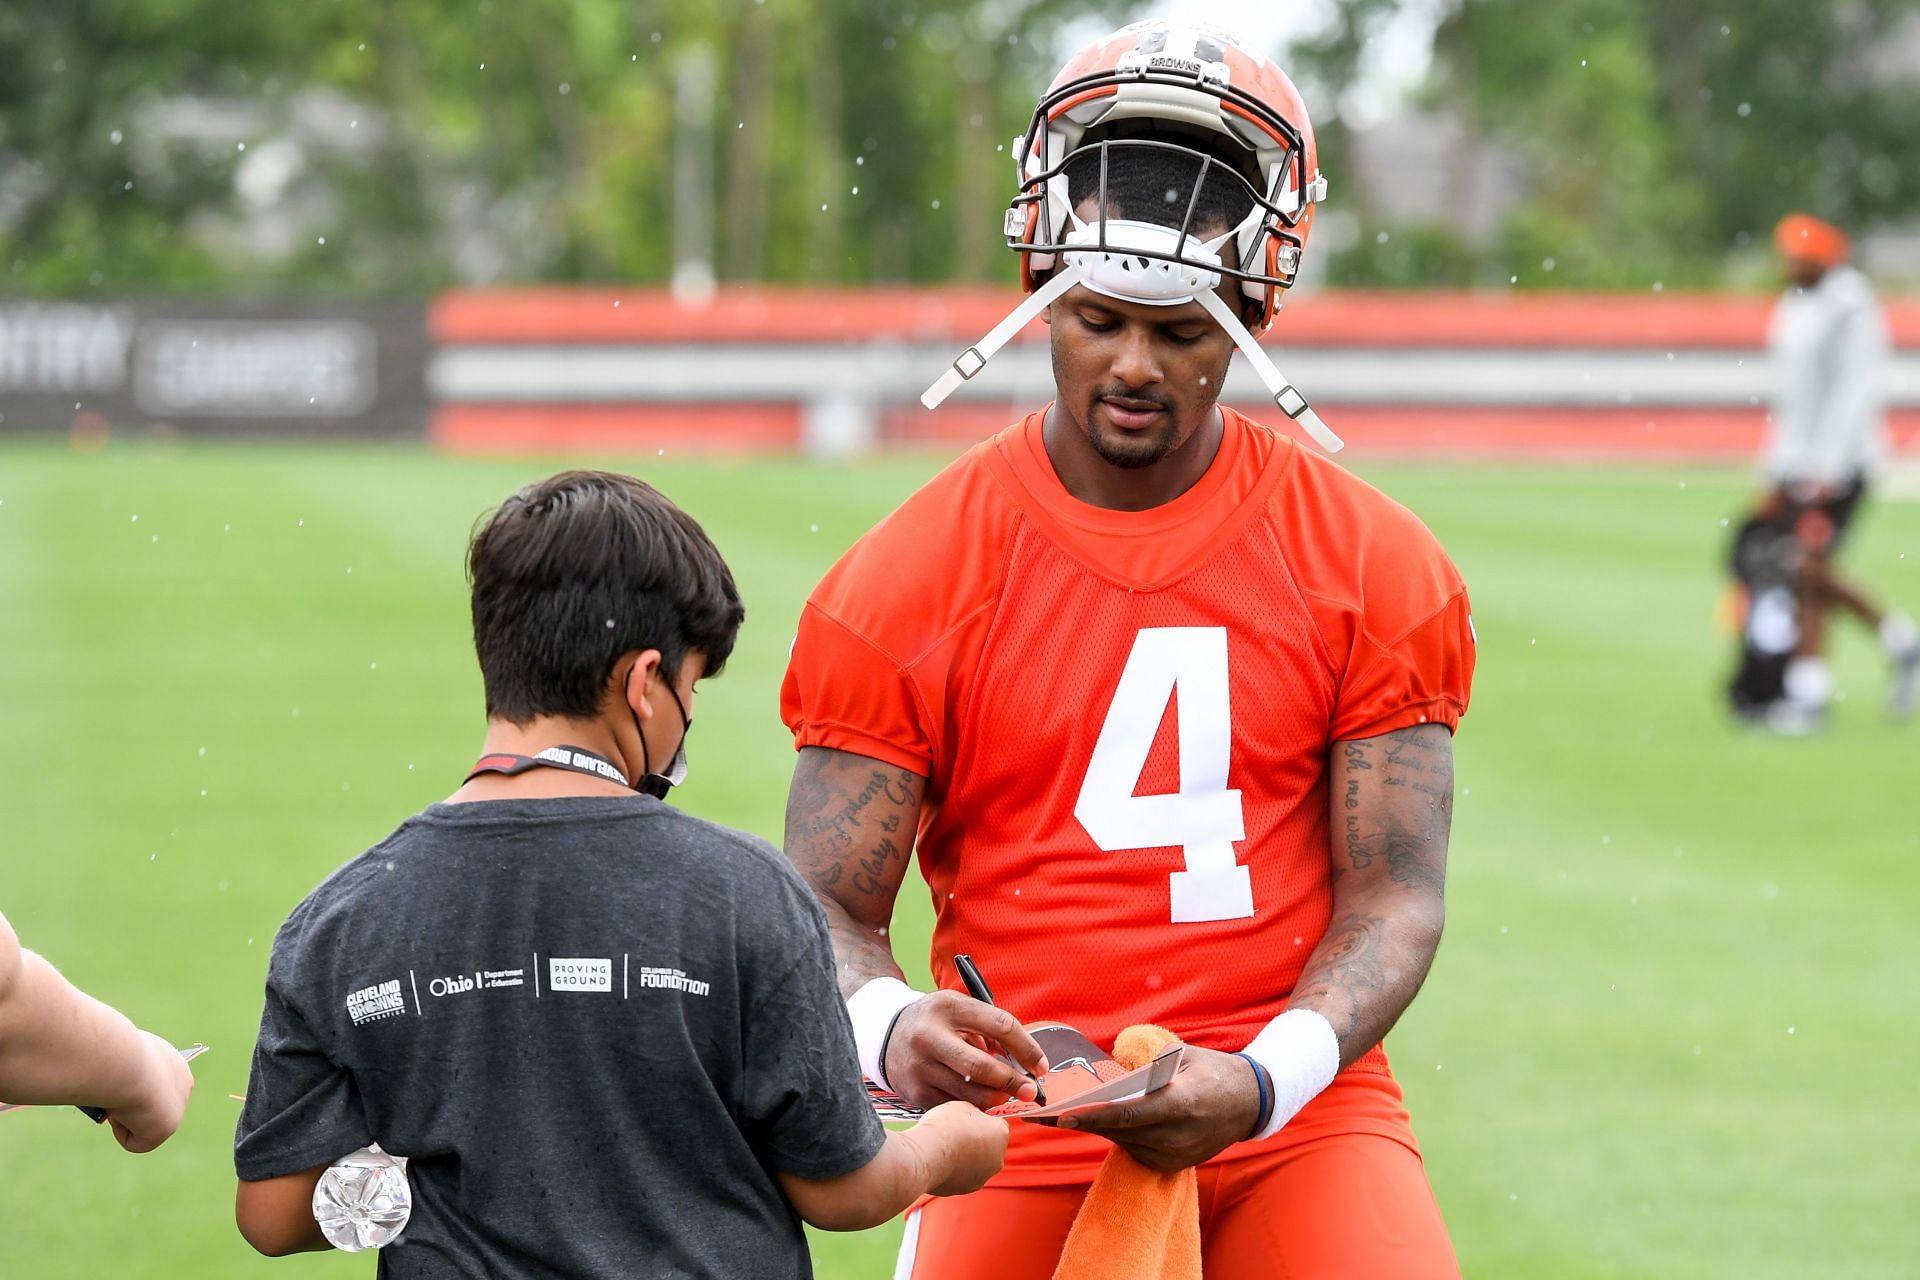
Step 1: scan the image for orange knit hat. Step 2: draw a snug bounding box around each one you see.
[1774,214,1849,267]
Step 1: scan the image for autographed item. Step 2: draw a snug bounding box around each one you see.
[866,1024,1185,1123]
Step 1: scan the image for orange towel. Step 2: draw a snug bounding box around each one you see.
[1051,1025,1201,1280]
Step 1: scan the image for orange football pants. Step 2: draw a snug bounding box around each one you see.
[897,1132,1459,1280]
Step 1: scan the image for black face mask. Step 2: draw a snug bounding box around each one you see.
[631,678,691,801]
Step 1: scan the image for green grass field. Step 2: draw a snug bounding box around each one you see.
[2,441,1917,1278]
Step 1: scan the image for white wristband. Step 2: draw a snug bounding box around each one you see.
[846,977,926,1089]
[1239,1008,1342,1141]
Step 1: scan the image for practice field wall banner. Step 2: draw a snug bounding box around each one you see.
[426,287,1920,460]
[7,289,1920,459]
[0,299,428,440]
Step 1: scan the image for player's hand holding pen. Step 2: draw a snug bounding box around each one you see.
[951,955,1047,1105]
[880,956,1049,1113]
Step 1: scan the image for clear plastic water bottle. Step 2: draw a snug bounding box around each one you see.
[312,1143,411,1251]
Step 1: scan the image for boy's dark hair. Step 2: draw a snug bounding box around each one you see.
[1063,132,1257,241]
[467,470,744,724]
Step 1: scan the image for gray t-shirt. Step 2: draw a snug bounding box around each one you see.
[235,795,885,1279]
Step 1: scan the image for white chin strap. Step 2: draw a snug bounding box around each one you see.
[1190,286,1342,453]
[920,218,1342,453]
[920,266,1080,411]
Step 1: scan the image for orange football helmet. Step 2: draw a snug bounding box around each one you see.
[921,21,1341,452]
[1010,20,1325,334]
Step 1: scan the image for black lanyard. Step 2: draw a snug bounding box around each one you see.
[466,745,630,788]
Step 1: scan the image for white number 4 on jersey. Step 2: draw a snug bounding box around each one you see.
[1073,627,1253,923]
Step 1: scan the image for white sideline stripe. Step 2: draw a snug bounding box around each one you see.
[892,1206,921,1280]
[430,343,1920,410]
[1880,460,1920,500]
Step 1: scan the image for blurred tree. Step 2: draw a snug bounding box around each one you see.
[1306,0,1920,288]
[0,0,1120,295]
[0,0,328,293]
[13,3,1920,293]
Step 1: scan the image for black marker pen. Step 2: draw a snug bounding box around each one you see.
[953,954,1045,1105]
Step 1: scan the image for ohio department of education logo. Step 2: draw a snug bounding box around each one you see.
[345,978,406,1025]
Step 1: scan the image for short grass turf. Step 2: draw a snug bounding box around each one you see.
[1,441,1916,1279]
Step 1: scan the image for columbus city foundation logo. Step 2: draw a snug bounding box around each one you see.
[636,965,711,997]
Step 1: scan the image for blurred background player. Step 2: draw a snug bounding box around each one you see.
[1759,213,1920,731]
[782,21,1473,1279]
[0,908,195,1152]
[232,470,1007,1273]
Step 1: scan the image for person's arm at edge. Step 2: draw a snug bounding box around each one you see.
[1289,722,1453,1066]
[777,1101,1007,1232]
[235,1168,332,1256]
[0,910,194,1151]
[783,747,1045,1110]
[782,746,924,1003]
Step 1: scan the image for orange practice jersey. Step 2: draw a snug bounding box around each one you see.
[782,407,1475,1184]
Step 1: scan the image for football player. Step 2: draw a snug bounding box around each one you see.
[782,21,1474,1278]
[1758,214,1919,731]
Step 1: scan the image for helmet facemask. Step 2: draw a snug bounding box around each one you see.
[922,135,1340,452]
[1027,137,1293,308]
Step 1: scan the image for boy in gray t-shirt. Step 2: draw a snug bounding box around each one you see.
[234,470,1011,1277]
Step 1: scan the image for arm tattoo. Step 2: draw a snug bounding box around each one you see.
[1289,912,1389,1042]
[1292,724,1454,1062]
[800,768,915,896]
[784,748,925,996]
[1337,727,1451,892]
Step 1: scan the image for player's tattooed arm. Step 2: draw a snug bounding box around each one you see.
[1292,723,1453,1065]
[784,746,926,999]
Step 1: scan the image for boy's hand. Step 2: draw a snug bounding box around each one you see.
[106,1032,195,1153]
[918,1101,1008,1197]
